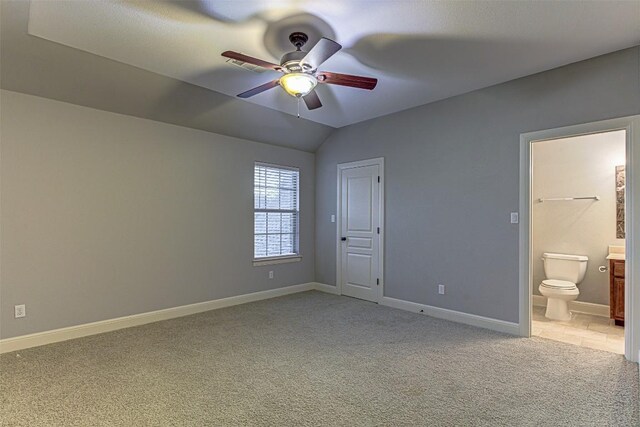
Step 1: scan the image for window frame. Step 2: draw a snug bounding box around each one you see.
[253,161,302,266]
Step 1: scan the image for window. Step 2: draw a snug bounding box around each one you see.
[254,163,299,260]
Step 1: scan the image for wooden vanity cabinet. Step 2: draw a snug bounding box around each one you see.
[609,259,625,326]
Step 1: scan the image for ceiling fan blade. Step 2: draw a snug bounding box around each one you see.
[317,72,378,90]
[237,80,280,98]
[221,51,282,71]
[300,38,342,70]
[303,90,322,110]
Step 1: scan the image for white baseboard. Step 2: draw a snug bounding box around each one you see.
[0,281,525,354]
[312,282,340,295]
[311,282,520,335]
[0,282,317,354]
[532,294,609,318]
[380,296,520,335]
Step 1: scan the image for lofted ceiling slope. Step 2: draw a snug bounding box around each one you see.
[1,0,333,152]
[25,0,640,128]
[2,1,639,151]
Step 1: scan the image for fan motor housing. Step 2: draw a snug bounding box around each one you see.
[280,50,309,72]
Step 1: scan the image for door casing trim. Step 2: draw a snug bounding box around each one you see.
[336,157,385,302]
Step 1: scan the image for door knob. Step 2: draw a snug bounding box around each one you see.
[341,237,347,241]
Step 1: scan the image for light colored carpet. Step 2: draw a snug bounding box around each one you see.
[1,291,638,426]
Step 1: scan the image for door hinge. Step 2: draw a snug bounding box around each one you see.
[376,278,379,285]
[377,176,380,183]
[377,227,380,234]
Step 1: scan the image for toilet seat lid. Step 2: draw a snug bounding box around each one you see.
[541,279,576,290]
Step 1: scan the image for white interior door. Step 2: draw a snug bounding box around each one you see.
[338,159,383,303]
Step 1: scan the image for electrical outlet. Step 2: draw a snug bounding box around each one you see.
[14,304,26,318]
[331,214,336,223]
[269,271,274,279]
[438,284,445,295]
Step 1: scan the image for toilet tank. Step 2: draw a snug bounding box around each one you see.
[542,253,588,284]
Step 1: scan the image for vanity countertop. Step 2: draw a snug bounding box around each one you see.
[606,245,625,260]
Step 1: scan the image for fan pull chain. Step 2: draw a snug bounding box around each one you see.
[297,97,301,119]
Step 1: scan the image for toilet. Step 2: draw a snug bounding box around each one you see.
[539,252,588,321]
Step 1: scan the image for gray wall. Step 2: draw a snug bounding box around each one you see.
[532,131,626,305]
[315,46,640,323]
[0,90,315,339]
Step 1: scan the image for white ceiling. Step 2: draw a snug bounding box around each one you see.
[28,0,640,128]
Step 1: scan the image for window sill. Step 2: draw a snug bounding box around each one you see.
[253,255,302,266]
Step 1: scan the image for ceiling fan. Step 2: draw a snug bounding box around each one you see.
[221,32,377,111]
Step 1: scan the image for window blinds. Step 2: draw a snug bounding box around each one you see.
[254,163,299,258]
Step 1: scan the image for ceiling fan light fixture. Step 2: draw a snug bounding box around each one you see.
[279,73,317,97]
[223,34,376,109]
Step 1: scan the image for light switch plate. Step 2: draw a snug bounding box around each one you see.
[331,215,336,223]
[510,212,519,224]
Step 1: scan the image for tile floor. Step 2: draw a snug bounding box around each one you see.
[532,305,624,354]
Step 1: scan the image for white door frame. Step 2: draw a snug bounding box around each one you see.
[336,157,385,302]
[519,116,640,362]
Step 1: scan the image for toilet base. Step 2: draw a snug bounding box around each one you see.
[538,283,579,322]
[545,298,572,321]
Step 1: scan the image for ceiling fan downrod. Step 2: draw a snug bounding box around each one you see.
[288,32,309,51]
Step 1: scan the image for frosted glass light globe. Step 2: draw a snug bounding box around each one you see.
[280,73,317,97]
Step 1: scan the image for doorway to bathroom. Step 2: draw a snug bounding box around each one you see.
[519,116,640,362]
[531,130,625,354]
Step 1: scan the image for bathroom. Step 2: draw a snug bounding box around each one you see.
[531,129,626,354]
